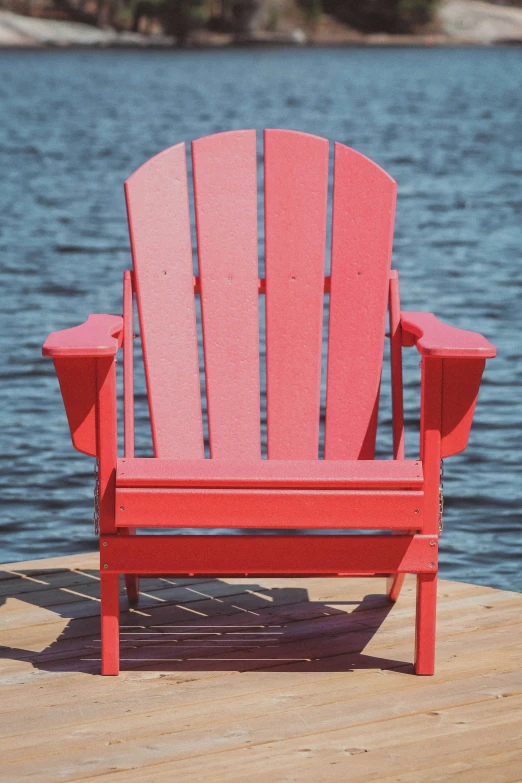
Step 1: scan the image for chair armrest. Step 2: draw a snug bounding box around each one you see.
[401,313,495,458]
[400,312,496,359]
[43,314,122,458]
[42,314,123,358]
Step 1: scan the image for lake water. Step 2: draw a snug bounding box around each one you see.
[0,47,520,590]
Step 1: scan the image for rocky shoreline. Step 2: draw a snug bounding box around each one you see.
[1,0,522,48]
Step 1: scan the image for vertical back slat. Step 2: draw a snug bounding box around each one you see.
[125,144,204,459]
[264,129,329,459]
[192,130,261,459]
[123,269,135,458]
[389,270,405,460]
[325,143,397,460]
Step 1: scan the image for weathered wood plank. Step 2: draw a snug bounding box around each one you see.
[372,748,522,783]
[3,670,522,766]
[2,591,519,707]
[153,708,522,783]
[2,678,521,781]
[3,645,521,755]
[0,553,97,575]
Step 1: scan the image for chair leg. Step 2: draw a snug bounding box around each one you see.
[386,573,405,602]
[124,574,140,606]
[415,572,437,675]
[100,572,120,676]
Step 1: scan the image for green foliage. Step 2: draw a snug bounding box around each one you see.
[398,0,438,27]
[267,1,279,32]
[302,0,322,26]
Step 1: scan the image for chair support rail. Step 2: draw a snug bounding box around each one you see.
[115,488,424,529]
[100,534,438,576]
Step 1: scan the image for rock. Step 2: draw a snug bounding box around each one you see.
[0,9,173,47]
[291,27,307,43]
[440,0,522,44]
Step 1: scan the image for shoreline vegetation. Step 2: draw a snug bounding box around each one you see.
[0,0,522,49]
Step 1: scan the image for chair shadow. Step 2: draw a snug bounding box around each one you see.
[0,567,413,675]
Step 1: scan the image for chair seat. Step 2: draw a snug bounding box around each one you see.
[116,458,423,489]
[115,458,424,529]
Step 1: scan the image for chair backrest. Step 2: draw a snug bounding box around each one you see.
[125,129,397,461]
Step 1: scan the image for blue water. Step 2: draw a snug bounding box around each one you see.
[0,47,520,590]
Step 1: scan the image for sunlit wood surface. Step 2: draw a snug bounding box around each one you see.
[1,552,521,782]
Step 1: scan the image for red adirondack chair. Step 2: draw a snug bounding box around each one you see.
[43,130,495,676]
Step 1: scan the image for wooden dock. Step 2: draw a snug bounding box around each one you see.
[1,552,521,782]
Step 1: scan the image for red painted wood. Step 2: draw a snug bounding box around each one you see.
[125,143,203,459]
[52,357,97,456]
[115,488,423,529]
[100,571,120,675]
[420,357,443,537]
[97,357,118,535]
[401,312,496,358]
[123,270,135,458]
[415,572,437,675]
[117,457,423,488]
[124,573,139,605]
[192,130,260,459]
[325,143,397,460]
[264,129,329,459]
[43,314,123,358]
[387,573,406,602]
[441,358,486,458]
[120,527,139,605]
[195,277,330,296]
[43,315,123,456]
[389,271,405,460]
[101,534,437,576]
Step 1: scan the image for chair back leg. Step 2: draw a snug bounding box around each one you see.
[124,574,140,606]
[386,573,406,602]
[415,572,437,675]
[101,572,120,675]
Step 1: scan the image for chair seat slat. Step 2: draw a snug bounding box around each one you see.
[115,487,424,529]
[117,457,423,488]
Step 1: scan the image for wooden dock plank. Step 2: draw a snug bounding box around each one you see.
[1,552,520,783]
[3,678,521,782]
[2,592,519,688]
[372,748,522,783]
[3,666,522,762]
[155,716,522,783]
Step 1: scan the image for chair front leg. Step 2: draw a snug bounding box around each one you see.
[415,572,437,675]
[100,572,120,675]
[415,355,441,675]
[95,355,120,674]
